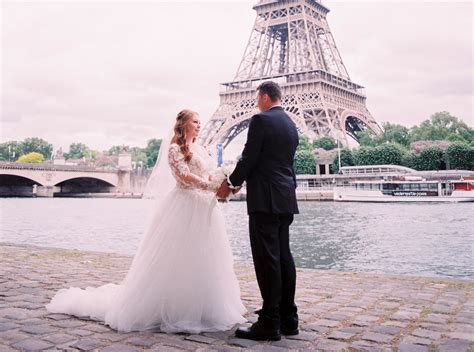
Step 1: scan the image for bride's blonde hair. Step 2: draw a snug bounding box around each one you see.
[171,109,197,162]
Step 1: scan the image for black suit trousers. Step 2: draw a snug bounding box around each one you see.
[249,212,298,328]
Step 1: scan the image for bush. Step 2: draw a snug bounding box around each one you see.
[373,144,403,165]
[21,137,53,160]
[400,152,418,169]
[352,147,378,166]
[294,149,316,175]
[313,136,336,150]
[446,142,474,170]
[417,146,445,170]
[17,152,45,163]
[297,135,314,152]
[331,148,353,173]
[352,143,403,167]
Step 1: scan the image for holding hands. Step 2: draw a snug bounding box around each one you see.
[216,181,241,202]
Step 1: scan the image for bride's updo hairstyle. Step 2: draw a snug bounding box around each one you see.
[171,109,197,162]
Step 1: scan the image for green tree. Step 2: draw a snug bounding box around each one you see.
[64,143,89,160]
[416,146,445,170]
[297,134,313,152]
[84,149,99,160]
[446,134,467,143]
[352,146,378,165]
[294,149,316,175]
[21,137,53,160]
[409,111,474,143]
[0,147,5,161]
[357,124,410,147]
[130,147,147,167]
[356,130,382,147]
[17,152,45,163]
[0,141,24,161]
[382,122,410,147]
[400,151,418,170]
[108,145,130,156]
[446,142,474,170]
[352,144,403,166]
[144,139,162,168]
[331,148,353,173]
[313,136,337,150]
[374,144,403,165]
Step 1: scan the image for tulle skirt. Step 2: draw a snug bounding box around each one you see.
[46,188,247,333]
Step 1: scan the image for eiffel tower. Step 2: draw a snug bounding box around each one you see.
[199,0,382,148]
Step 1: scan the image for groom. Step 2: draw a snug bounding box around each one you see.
[217,81,299,341]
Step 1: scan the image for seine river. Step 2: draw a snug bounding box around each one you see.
[1,198,472,280]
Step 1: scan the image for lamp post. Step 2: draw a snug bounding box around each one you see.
[216,143,223,167]
[337,139,341,172]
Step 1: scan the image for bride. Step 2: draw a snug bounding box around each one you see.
[46,109,247,333]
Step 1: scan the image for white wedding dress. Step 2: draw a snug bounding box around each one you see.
[46,143,247,333]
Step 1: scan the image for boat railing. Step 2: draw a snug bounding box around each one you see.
[441,188,453,196]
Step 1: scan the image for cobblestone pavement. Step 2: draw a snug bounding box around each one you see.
[1,243,473,351]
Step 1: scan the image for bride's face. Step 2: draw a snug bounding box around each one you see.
[186,113,201,140]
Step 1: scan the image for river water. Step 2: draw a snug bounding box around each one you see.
[1,198,472,279]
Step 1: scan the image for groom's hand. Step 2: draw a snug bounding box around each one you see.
[216,180,232,199]
[232,186,242,194]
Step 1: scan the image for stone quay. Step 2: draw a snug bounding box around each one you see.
[1,243,472,351]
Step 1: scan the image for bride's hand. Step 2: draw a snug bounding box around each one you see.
[216,180,232,199]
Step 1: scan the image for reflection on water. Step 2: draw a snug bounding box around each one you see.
[1,198,472,279]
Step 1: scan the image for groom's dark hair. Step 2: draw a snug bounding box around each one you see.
[257,81,282,102]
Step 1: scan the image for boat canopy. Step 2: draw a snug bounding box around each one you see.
[340,165,416,175]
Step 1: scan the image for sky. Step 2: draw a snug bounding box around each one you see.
[1,0,472,159]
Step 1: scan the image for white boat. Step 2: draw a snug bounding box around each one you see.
[333,177,474,202]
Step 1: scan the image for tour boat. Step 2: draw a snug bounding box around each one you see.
[333,176,474,202]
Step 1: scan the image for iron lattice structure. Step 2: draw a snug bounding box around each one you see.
[199,0,382,148]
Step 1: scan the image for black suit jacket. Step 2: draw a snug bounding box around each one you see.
[229,106,299,215]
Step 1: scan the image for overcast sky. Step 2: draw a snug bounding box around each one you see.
[1,0,472,158]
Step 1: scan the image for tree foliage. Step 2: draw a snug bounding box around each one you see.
[297,135,313,152]
[409,111,474,143]
[64,143,89,160]
[108,145,129,156]
[0,141,23,161]
[416,146,446,170]
[144,138,162,168]
[0,139,51,161]
[294,149,316,175]
[446,142,474,170]
[17,152,45,163]
[331,148,353,173]
[357,123,410,147]
[21,137,53,160]
[382,123,410,146]
[130,147,148,167]
[313,136,336,150]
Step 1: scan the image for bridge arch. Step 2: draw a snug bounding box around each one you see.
[54,177,117,195]
[53,175,117,187]
[0,173,45,186]
[0,174,44,197]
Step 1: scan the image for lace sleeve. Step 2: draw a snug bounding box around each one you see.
[168,144,210,190]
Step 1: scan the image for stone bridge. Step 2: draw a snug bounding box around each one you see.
[0,162,131,197]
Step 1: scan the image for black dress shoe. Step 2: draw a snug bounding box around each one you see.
[281,316,299,336]
[235,321,281,341]
[281,326,299,336]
